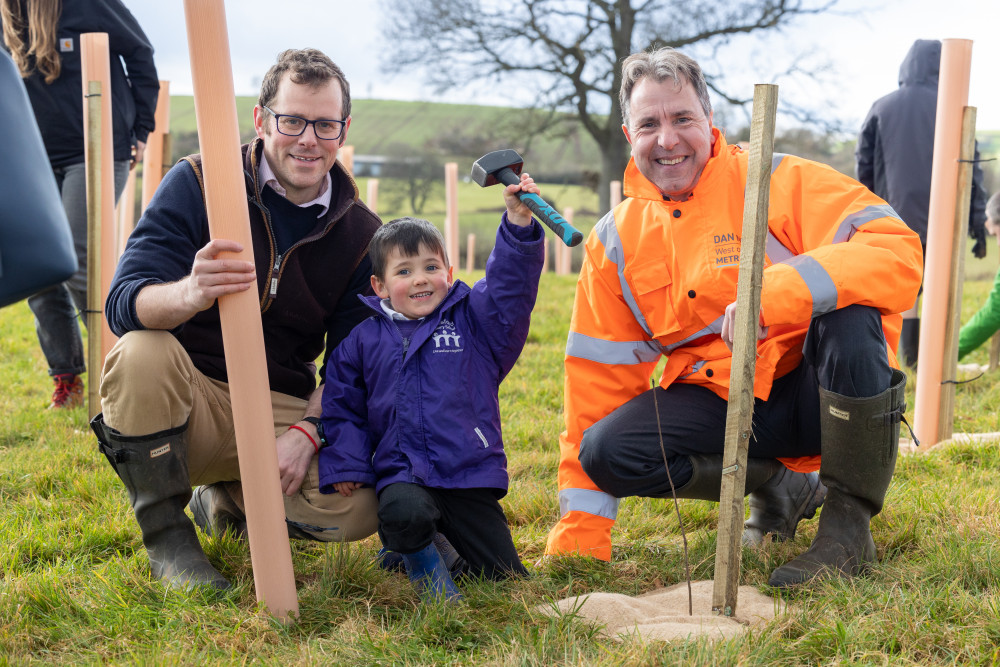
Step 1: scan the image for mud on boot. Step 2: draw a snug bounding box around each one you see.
[91,414,231,590]
[768,369,905,588]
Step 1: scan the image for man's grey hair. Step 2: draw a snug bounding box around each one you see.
[988,191,1000,224]
[619,47,712,130]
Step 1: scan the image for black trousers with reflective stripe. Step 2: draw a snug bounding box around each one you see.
[578,304,893,498]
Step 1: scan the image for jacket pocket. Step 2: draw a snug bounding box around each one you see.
[626,257,682,338]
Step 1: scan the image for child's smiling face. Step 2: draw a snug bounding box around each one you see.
[371,244,453,320]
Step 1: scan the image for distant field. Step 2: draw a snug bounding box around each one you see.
[167,96,602,181]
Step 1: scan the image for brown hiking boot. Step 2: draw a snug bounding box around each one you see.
[48,373,84,409]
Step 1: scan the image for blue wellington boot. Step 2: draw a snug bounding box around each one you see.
[401,542,463,603]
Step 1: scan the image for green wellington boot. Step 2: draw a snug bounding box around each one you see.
[768,369,906,588]
[91,414,231,590]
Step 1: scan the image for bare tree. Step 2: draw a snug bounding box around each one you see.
[379,0,838,212]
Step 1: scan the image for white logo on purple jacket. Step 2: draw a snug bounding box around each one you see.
[432,319,463,353]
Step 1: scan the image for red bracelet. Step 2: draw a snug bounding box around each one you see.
[288,424,318,455]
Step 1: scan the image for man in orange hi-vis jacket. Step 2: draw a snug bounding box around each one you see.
[544,47,922,588]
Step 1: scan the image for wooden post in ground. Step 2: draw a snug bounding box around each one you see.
[340,145,354,175]
[183,0,298,623]
[938,106,978,442]
[557,208,574,275]
[115,169,136,258]
[81,33,118,390]
[610,180,622,209]
[542,237,550,273]
[989,333,1000,372]
[445,162,459,268]
[466,233,476,273]
[84,80,103,420]
[141,80,170,211]
[366,178,379,213]
[712,83,778,617]
[914,39,973,447]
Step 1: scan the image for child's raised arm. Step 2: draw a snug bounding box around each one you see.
[503,172,540,227]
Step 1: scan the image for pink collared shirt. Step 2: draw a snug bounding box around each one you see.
[257,154,332,217]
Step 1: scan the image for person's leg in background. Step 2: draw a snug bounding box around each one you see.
[28,160,130,408]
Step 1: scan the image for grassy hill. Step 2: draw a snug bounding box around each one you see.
[167,96,602,183]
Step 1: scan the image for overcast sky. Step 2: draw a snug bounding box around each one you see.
[123,0,1000,132]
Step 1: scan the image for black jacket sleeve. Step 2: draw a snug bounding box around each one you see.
[101,0,159,145]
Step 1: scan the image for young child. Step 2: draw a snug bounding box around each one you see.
[318,173,545,602]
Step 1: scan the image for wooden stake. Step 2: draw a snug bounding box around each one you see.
[558,208,574,275]
[712,83,778,617]
[542,237,549,273]
[914,39,973,447]
[183,0,297,622]
[115,169,136,258]
[610,180,623,209]
[466,233,476,273]
[84,80,103,420]
[81,34,118,394]
[366,178,379,213]
[990,332,1000,372]
[339,144,354,175]
[141,80,170,211]
[938,106,977,442]
[445,162,459,267]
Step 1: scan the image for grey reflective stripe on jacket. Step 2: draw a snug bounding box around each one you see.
[559,488,620,521]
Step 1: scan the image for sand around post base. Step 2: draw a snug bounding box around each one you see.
[537,579,790,642]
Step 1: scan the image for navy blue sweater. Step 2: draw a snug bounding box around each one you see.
[107,140,382,398]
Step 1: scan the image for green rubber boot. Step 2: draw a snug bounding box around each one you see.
[768,369,906,588]
[91,414,231,590]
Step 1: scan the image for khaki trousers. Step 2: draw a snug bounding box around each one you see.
[100,330,377,542]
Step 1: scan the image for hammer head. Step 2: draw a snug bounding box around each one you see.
[470,149,523,187]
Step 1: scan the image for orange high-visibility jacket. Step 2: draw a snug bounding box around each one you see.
[545,130,923,561]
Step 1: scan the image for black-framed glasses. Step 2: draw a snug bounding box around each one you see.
[262,105,346,141]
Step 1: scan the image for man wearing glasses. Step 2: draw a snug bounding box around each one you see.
[91,49,382,590]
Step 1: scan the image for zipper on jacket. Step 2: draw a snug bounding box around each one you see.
[474,427,490,448]
[270,253,283,298]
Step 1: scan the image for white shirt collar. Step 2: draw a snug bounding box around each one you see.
[257,153,331,217]
[379,299,422,321]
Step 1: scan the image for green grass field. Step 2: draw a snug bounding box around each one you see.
[2,239,1000,662]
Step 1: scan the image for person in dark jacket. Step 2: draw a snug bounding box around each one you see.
[856,38,988,366]
[89,48,382,591]
[0,0,159,408]
[319,175,545,603]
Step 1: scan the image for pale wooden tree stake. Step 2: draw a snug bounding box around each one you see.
[938,106,978,442]
[183,0,298,622]
[84,80,103,419]
[366,178,379,213]
[445,162,459,267]
[81,33,118,397]
[466,233,476,273]
[557,207,574,275]
[542,237,550,273]
[339,144,354,175]
[115,169,136,258]
[711,83,778,617]
[990,333,1000,372]
[610,180,622,209]
[141,80,170,211]
[914,39,973,447]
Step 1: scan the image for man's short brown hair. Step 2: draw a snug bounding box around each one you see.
[257,48,351,119]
